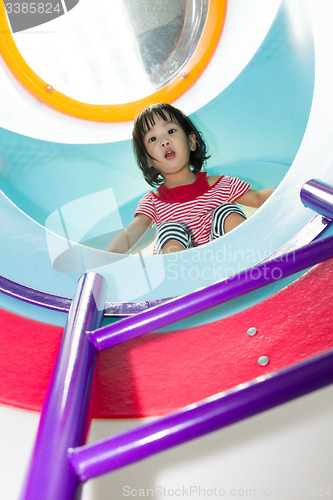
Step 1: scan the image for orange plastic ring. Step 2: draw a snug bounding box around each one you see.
[0,0,227,122]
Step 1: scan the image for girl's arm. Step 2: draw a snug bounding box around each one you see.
[235,188,275,208]
[106,214,153,253]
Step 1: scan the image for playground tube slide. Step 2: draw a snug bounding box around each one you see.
[0,1,332,499]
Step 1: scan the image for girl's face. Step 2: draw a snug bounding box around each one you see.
[144,114,196,179]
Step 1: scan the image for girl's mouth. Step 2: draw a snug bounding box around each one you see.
[165,149,175,159]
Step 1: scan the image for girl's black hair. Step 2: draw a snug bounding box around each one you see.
[132,103,210,187]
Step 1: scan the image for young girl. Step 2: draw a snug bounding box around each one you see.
[107,103,274,254]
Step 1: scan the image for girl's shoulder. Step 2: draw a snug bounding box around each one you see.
[137,190,157,206]
[207,174,222,187]
[140,190,156,199]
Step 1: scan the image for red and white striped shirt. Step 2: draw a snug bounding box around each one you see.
[135,172,250,247]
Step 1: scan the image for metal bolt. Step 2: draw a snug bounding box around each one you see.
[258,356,270,366]
[46,85,52,91]
[182,73,187,78]
[247,327,257,336]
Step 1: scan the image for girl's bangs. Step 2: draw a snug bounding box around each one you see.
[139,106,179,136]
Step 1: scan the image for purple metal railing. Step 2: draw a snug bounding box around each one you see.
[67,347,333,481]
[20,272,107,500]
[0,272,168,317]
[301,178,333,219]
[87,231,333,351]
[20,179,333,499]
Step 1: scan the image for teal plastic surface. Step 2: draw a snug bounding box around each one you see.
[0,2,320,328]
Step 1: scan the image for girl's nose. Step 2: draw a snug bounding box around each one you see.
[161,137,171,147]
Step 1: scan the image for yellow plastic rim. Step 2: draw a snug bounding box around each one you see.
[0,0,227,122]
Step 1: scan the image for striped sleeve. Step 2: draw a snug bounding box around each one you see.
[226,176,251,203]
[134,192,156,225]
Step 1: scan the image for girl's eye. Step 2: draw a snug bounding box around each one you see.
[168,128,176,134]
[148,136,156,143]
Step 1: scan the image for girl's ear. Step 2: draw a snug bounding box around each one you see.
[189,133,197,151]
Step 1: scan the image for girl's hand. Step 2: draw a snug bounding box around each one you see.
[107,214,153,253]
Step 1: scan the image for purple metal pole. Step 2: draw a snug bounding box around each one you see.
[88,231,333,351]
[68,347,333,482]
[301,179,333,219]
[0,272,169,317]
[20,272,107,500]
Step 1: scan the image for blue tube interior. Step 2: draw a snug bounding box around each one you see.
[0,2,319,328]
